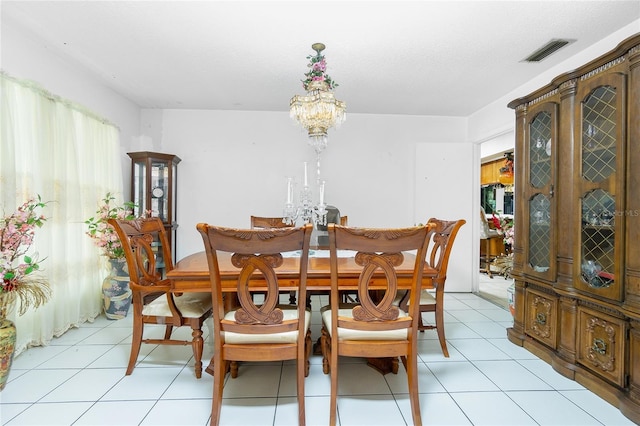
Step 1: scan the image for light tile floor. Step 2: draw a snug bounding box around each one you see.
[1,291,635,426]
[478,270,512,310]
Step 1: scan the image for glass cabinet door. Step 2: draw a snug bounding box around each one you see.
[128,151,181,268]
[576,74,625,301]
[523,103,557,280]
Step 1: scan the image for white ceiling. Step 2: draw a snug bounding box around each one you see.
[2,1,639,117]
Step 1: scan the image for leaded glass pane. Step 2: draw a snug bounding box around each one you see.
[582,86,616,183]
[528,194,551,271]
[529,112,552,189]
[580,189,615,288]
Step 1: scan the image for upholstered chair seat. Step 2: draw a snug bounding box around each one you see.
[222,307,311,344]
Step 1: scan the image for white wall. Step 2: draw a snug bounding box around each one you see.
[1,16,141,195]
[159,110,471,265]
[415,142,475,292]
[480,131,515,161]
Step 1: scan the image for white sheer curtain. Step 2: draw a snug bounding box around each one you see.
[1,72,126,356]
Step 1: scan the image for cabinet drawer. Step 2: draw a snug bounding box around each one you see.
[524,287,557,349]
[577,306,626,387]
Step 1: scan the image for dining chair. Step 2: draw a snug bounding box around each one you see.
[108,217,213,378]
[479,206,503,278]
[250,215,291,229]
[320,223,433,426]
[401,218,465,358]
[197,223,313,426]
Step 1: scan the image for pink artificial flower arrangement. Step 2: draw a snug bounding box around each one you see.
[0,195,51,315]
[302,51,338,91]
[85,193,136,260]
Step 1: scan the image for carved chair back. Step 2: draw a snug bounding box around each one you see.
[197,223,313,426]
[250,215,291,229]
[109,217,212,378]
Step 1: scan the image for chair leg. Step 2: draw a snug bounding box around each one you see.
[434,303,449,358]
[320,326,330,374]
[304,329,312,377]
[406,346,422,426]
[329,335,339,426]
[164,325,173,339]
[391,357,399,374]
[480,239,494,278]
[298,336,307,426]
[191,326,204,378]
[126,317,143,375]
[210,353,226,426]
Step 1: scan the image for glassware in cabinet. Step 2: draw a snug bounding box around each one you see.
[523,104,557,280]
[575,73,626,301]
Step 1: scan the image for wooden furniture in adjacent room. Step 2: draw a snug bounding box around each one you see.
[480,207,504,278]
[197,223,313,426]
[127,151,181,274]
[480,158,504,185]
[109,217,213,378]
[319,224,433,426]
[507,34,640,423]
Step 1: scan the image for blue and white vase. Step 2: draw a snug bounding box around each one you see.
[102,259,132,320]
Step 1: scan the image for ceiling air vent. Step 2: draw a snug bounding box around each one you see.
[523,39,573,62]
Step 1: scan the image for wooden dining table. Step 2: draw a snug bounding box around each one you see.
[167,249,436,374]
[167,249,436,293]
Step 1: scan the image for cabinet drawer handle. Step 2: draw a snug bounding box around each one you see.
[535,313,547,325]
[592,338,607,355]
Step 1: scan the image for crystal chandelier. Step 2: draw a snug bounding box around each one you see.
[289,43,346,154]
[285,43,346,226]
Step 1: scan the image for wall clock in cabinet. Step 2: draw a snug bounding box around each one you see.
[127,151,181,271]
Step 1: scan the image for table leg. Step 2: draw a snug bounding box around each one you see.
[366,357,399,375]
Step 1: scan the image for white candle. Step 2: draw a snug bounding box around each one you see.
[303,162,308,187]
[286,178,292,204]
[319,180,325,205]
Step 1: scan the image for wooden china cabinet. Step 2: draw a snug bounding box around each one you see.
[507,33,640,423]
[127,151,181,274]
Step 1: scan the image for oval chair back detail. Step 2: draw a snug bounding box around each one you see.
[197,223,313,426]
[250,215,298,304]
[108,217,213,378]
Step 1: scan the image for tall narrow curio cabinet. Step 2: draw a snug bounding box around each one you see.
[127,151,181,270]
[507,34,640,423]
